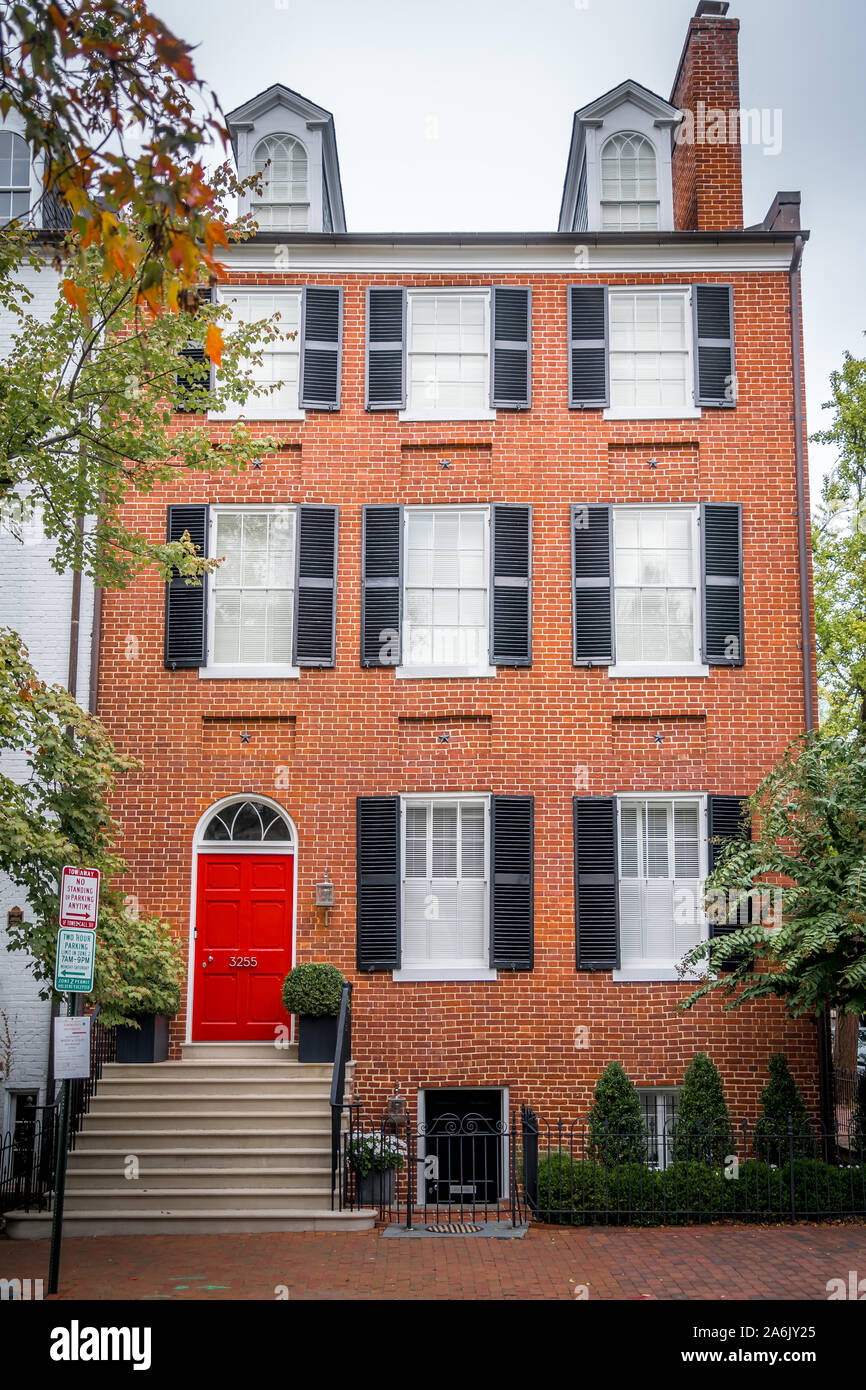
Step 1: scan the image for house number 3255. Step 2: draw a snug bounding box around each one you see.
[229,957,257,968]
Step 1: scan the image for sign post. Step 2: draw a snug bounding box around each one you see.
[48,868,99,1296]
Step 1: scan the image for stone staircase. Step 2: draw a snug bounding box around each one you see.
[4,1041,374,1237]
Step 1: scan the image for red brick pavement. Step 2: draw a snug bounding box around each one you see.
[2,1223,866,1301]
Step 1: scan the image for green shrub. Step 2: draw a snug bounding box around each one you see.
[754,1053,814,1164]
[281,962,346,1017]
[587,1062,648,1165]
[535,1151,659,1225]
[671,1053,732,1164]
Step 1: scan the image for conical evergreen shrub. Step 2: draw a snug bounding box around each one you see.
[754,1053,813,1164]
[587,1062,647,1166]
[671,1053,732,1165]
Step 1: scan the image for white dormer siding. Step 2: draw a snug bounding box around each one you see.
[226,84,346,235]
[559,80,680,234]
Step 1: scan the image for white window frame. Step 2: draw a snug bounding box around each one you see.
[612,791,708,982]
[396,504,496,681]
[199,504,300,680]
[638,1087,680,1169]
[599,131,660,233]
[608,503,708,679]
[400,288,495,423]
[394,792,496,982]
[251,133,310,231]
[0,128,31,225]
[604,286,701,422]
[209,286,305,422]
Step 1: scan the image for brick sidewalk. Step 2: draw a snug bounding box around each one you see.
[2,1223,865,1300]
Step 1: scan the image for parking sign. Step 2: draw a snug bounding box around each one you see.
[59,866,100,930]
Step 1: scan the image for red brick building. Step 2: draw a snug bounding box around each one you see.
[96,1,819,1137]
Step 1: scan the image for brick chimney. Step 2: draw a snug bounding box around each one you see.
[670,1,743,231]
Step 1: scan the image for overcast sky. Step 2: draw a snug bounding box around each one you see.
[151,0,866,499]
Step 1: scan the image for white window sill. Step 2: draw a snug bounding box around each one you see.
[393,967,497,982]
[207,410,305,423]
[612,966,701,983]
[603,408,702,421]
[399,411,496,424]
[608,663,709,679]
[199,664,300,680]
[395,665,496,680]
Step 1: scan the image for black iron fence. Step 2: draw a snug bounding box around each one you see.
[0,1014,116,1217]
[333,1105,525,1228]
[521,1107,866,1225]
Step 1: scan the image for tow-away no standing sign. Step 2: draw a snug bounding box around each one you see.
[59,865,100,930]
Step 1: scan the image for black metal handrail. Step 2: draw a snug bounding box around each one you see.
[329,981,352,1209]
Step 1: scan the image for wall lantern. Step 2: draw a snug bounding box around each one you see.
[315,871,335,927]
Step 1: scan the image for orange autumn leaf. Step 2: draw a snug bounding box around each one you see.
[62,279,88,315]
[204,323,224,367]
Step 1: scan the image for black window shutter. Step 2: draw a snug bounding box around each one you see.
[175,288,214,411]
[299,286,342,410]
[293,505,338,667]
[568,285,609,408]
[361,505,402,667]
[164,504,208,669]
[693,284,735,407]
[574,797,619,970]
[356,796,401,971]
[701,502,744,666]
[491,504,532,666]
[572,503,614,665]
[490,796,534,970]
[707,794,752,964]
[366,287,406,409]
[490,286,531,409]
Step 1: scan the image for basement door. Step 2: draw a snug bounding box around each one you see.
[192,854,294,1041]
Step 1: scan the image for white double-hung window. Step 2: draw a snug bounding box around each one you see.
[204,506,298,679]
[616,795,707,981]
[607,289,698,419]
[403,290,494,421]
[399,506,493,678]
[397,796,492,981]
[611,505,705,677]
[212,290,303,420]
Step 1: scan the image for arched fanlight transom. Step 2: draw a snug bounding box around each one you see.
[201,799,294,845]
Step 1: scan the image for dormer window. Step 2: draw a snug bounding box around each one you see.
[600,132,658,231]
[0,131,30,224]
[252,134,309,230]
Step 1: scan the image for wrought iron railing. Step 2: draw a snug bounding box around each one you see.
[329,981,352,1210]
[521,1107,866,1225]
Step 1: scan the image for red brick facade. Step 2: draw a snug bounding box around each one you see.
[94,8,818,1126]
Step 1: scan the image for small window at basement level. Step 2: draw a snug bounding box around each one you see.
[600,132,659,231]
[252,134,309,230]
[638,1087,680,1169]
[207,506,296,676]
[402,797,489,971]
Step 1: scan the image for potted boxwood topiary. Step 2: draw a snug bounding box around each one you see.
[110,916,185,1063]
[282,962,347,1062]
[348,1130,406,1208]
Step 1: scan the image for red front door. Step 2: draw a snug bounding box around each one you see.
[192,854,294,1041]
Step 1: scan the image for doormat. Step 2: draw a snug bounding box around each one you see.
[381,1220,529,1239]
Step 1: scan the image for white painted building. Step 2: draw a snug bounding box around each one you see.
[0,112,95,1135]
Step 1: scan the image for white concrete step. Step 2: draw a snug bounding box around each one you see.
[68,1167,331,1191]
[69,1127,331,1151]
[101,1061,344,1084]
[67,1146,331,1172]
[87,1094,332,1117]
[4,1208,376,1237]
[180,1042,299,1061]
[64,1187,334,1213]
[83,1108,331,1131]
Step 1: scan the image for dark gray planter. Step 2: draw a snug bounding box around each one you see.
[297,1014,339,1063]
[114,1014,170,1064]
[356,1167,396,1209]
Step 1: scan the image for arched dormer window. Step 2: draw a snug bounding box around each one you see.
[0,131,31,225]
[600,132,658,231]
[252,134,309,231]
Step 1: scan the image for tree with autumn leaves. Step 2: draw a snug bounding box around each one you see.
[0,1,288,1018]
